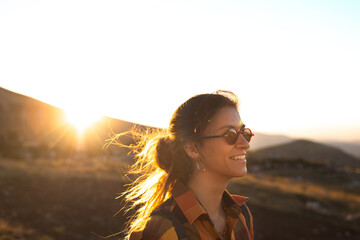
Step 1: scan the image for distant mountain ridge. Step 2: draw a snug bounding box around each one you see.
[250,139,360,168]
[250,132,294,150]
[250,131,360,160]
[1,86,360,161]
[325,140,360,159]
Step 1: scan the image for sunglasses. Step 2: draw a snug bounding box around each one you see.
[199,127,254,145]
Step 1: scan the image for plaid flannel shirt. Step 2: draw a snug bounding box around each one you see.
[129,180,254,240]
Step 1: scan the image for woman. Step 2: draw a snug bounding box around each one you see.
[118,90,254,240]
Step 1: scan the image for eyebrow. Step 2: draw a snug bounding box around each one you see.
[219,124,245,131]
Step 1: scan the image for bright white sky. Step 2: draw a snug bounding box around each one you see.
[0,0,359,142]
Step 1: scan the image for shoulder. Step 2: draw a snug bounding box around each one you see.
[129,200,179,240]
[129,215,178,240]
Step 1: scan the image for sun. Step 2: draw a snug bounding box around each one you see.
[65,109,103,135]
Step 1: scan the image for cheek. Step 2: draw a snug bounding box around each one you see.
[200,142,231,163]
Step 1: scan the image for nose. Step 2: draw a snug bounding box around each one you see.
[235,134,250,150]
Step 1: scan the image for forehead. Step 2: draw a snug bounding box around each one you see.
[204,106,242,133]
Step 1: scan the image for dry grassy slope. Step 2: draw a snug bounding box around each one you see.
[1,157,359,240]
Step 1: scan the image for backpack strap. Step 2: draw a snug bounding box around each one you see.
[240,203,251,230]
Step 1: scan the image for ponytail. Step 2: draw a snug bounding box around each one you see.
[108,128,191,238]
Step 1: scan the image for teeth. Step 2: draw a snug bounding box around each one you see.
[231,155,246,160]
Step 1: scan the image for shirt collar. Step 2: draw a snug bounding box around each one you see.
[171,180,248,224]
[224,189,248,206]
[223,189,248,218]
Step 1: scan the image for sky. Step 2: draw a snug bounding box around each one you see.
[0,0,359,142]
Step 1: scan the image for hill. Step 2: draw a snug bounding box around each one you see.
[0,87,138,159]
[249,132,293,150]
[247,140,360,207]
[249,139,360,169]
[250,132,360,159]
[325,140,360,159]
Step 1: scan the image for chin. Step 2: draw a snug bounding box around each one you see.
[237,167,247,177]
[230,167,247,179]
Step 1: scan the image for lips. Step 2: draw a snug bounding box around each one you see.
[230,154,246,161]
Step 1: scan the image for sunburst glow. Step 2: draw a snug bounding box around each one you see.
[65,109,103,135]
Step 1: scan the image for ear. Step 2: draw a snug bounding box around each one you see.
[183,141,199,159]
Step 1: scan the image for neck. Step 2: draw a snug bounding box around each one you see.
[187,172,229,217]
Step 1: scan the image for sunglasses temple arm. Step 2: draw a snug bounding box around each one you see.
[199,135,224,139]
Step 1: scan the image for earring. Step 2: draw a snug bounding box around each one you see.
[196,158,206,172]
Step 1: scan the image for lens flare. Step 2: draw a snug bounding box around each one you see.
[65,109,103,135]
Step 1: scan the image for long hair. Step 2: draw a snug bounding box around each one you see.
[110,90,239,238]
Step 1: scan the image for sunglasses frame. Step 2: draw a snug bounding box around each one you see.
[199,127,254,145]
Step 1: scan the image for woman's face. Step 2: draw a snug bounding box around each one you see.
[197,106,250,181]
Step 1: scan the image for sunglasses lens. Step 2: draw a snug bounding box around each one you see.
[242,128,252,142]
[227,129,238,145]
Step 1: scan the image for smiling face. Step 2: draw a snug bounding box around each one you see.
[195,106,250,181]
